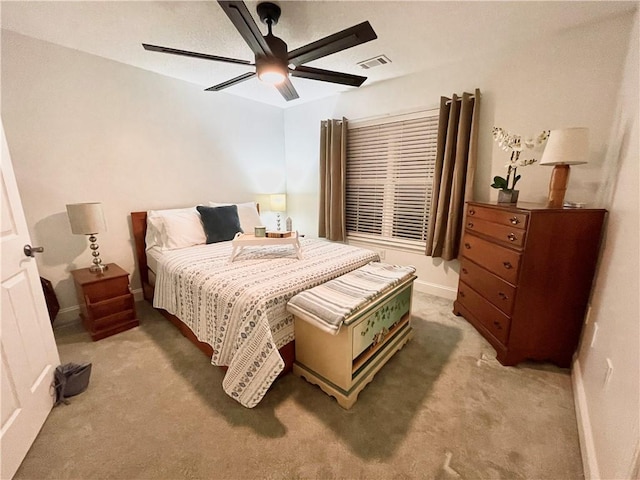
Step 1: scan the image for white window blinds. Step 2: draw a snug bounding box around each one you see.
[346,109,439,248]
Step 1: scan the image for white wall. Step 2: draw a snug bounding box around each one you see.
[283,11,636,298]
[1,30,285,315]
[573,9,640,480]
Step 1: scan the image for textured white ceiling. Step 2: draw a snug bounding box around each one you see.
[2,1,636,107]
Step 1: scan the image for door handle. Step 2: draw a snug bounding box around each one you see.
[24,245,44,257]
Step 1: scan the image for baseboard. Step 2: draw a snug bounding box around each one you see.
[413,279,457,300]
[572,358,600,480]
[52,288,145,330]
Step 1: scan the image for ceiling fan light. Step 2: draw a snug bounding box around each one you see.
[258,69,286,85]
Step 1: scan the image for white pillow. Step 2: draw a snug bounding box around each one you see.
[146,207,206,251]
[209,202,262,233]
[145,215,164,251]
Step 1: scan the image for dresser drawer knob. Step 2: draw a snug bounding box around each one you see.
[462,268,468,274]
[493,320,502,330]
[498,292,508,300]
[467,222,474,228]
[468,208,475,216]
[464,243,471,249]
[459,291,466,298]
[507,233,517,242]
[509,216,520,225]
[503,261,513,269]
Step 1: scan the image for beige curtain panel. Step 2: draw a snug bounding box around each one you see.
[426,88,480,260]
[318,118,347,242]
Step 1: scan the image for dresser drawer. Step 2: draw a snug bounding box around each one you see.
[466,204,528,230]
[461,233,522,284]
[457,282,511,345]
[465,217,526,248]
[459,258,517,316]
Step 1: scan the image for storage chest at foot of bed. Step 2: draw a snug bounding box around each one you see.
[291,275,415,409]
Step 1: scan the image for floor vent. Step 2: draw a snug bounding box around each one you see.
[357,55,392,70]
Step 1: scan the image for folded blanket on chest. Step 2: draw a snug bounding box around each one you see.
[287,262,416,335]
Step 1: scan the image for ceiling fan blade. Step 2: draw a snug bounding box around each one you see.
[291,65,367,87]
[288,21,377,67]
[275,78,299,101]
[142,43,252,66]
[217,1,271,56]
[205,72,257,91]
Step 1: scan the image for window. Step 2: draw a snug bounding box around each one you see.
[346,109,439,250]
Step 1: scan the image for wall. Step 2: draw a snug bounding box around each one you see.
[573,8,639,479]
[283,11,635,299]
[1,30,285,317]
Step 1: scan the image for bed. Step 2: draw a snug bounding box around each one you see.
[131,207,379,407]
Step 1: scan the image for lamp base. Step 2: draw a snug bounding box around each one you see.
[547,164,570,208]
[89,263,108,274]
[88,234,107,274]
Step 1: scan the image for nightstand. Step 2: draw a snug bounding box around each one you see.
[71,263,138,340]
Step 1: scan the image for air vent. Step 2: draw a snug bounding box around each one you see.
[357,55,392,70]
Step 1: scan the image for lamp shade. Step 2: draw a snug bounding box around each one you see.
[539,128,589,166]
[269,194,287,212]
[66,203,107,235]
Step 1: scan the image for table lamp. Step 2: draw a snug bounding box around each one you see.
[539,128,588,208]
[269,194,287,231]
[66,202,108,273]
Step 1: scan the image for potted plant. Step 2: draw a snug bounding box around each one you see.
[491,127,549,203]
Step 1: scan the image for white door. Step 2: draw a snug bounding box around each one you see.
[0,119,60,479]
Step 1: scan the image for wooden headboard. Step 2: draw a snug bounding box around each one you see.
[131,211,153,301]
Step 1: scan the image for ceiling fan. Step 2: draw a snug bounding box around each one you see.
[142,1,377,101]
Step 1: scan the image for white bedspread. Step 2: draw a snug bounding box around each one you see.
[152,238,378,407]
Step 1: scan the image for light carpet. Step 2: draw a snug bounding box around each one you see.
[15,292,583,479]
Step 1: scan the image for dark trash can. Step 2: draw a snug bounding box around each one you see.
[40,277,59,323]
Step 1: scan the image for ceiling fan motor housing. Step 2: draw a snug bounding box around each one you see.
[256,33,288,79]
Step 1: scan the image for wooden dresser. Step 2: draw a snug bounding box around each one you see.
[453,201,606,367]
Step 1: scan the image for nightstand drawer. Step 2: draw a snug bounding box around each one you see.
[461,233,522,284]
[457,282,511,345]
[465,217,526,248]
[87,292,134,320]
[459,258,516,316]
[92,308,137,331]
[466,204,528,230]
[82,277,131,303]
